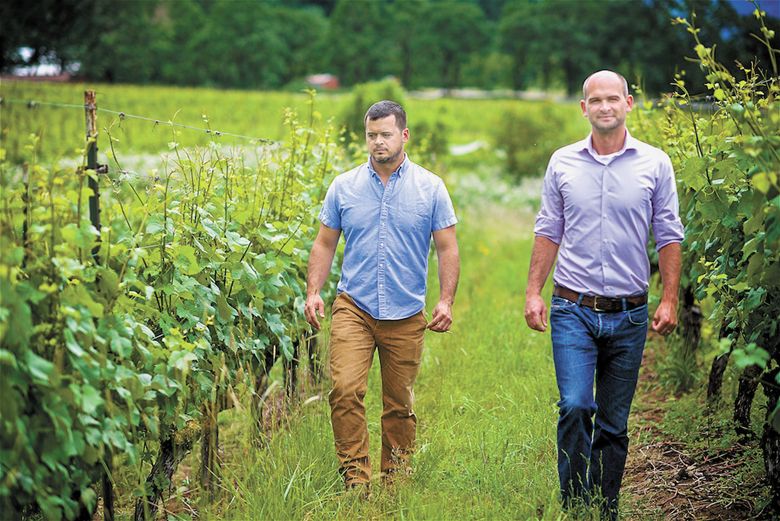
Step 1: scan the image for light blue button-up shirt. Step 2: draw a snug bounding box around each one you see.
[319,155,457,319]
[534,131,684,297]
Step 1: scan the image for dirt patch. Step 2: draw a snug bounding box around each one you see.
[623,338,770,520]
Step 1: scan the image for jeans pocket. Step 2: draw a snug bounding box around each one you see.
[626,304,649,326]
[551,296,576,311]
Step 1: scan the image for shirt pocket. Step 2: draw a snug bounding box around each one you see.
[398,198,430,233]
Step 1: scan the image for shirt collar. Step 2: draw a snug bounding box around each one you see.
[367,154,409,179]
[579,129,639,161]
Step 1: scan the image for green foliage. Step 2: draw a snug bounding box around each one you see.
[199,203,579,520]
[81,0,328,88]
[179,1,289,88]
[5,0,776,94]
[0,94,343,519]
[492,102,584,179]
[389,0,430,89]
[657,335,702,394]
[327,0,390,87]
[633,9,779,424]
[497,0,777,96]
[2,81,591,180]
[731,341,771,370]
[413,1,491,90]
[328,0,488,90]
[78,0,163,84]
[461,52,514,90]
[0,82,351,163]
[336,78,452,174]
[274,6,331,86]
[407,116,451,175]
[338,78,407,144]
[652,383,766,485]
[498,2,542,91]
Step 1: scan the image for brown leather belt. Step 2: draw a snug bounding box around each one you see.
[553,286,647,312]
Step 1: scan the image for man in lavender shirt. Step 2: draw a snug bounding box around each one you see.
[524,70,684,518]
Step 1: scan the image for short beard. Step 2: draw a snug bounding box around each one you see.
[372,149,401,164]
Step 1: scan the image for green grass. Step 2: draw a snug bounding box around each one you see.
[1,81,589,520]
[6,81,765,520]
[0,81,587,167]
[1,80,343,161]
[180,204,597,521]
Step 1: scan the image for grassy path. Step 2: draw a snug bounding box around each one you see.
[76,184,765,521]
[204,204,583,520]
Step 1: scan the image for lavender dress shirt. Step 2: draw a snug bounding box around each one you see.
[534,131,684,297]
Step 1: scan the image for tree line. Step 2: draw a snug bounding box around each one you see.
[1,0,777,96]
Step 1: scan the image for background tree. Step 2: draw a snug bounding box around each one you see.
[196,0,288,88]
[155,0,211,86]
[328,0,390,86]
[2,0,777,94]
[0,0,98,71]
[415,1,491,90]
[499,1,544,91]
[477,0,509,20]
[538,0,608,96]
[274,6,329,86]
[390,0,430,88]
[76,0,162,83]
[605,0,684,95]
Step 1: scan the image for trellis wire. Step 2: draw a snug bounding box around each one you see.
[1,97,279,145]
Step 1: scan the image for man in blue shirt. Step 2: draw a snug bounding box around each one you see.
[304,100,460,491]
[525,70,684,518]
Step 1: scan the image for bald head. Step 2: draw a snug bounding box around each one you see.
[582,70,629,100]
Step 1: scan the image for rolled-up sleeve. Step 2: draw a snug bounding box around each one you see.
[318,179,341,230]
[651,154,685,250]
[534,159,564,244]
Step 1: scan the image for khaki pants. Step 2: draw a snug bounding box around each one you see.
[328,292,427,485]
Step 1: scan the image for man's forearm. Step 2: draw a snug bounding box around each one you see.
[526,236,559,296]
[657,242,682,302]
[306,241,336,296]
[437,247,460,305]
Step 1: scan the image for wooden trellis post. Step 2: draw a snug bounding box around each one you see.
[84,90,114,521]
[84,90,101,263]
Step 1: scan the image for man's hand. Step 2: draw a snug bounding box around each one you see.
[427,300,452,332]
[431,225,459,333]
[304,293,326,330]
[654,242,682,337]
[524,237,558,332]
[524,293,548,332]
[652,298,678,336]
[304,224,340,331]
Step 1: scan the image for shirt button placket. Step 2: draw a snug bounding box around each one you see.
[378,179,392,317]
[601,168,608,292]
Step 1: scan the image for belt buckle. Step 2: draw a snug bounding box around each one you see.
[593,296,606,312]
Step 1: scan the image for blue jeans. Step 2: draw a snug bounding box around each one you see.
[549,295,648,518]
